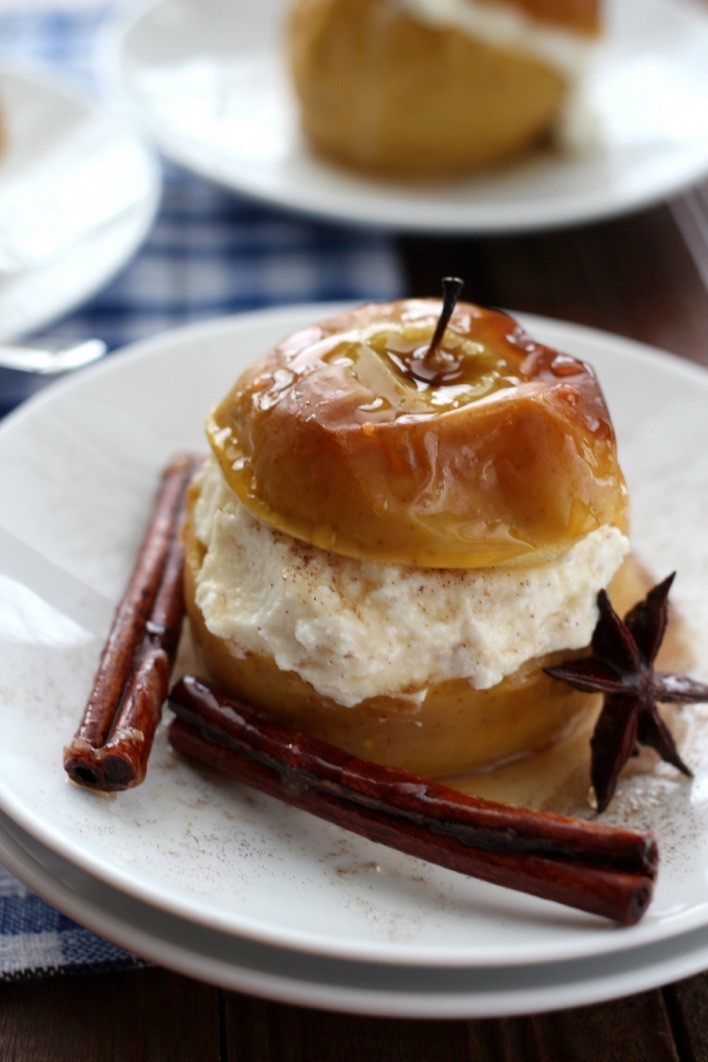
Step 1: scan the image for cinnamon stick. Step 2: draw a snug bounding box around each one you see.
[167,676,658,925]
[63,455,200,791]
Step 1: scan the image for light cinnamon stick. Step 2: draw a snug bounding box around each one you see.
[167,675,658,925]
[63,455,201,791]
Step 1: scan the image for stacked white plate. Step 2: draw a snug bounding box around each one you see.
[0,306,707,1017]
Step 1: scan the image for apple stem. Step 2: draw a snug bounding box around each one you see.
[426,277,464,365]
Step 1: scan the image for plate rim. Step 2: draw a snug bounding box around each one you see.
[4,807,708,1018]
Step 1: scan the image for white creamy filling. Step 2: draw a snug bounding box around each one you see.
[396,0,593,79]
[193,457,629,708]
[395,0,601,153]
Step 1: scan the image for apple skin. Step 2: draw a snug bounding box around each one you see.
[287,0,572,179]
[207,300,628,569]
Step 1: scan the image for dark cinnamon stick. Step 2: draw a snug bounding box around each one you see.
[167,676,658,925]
[64,455,200,791]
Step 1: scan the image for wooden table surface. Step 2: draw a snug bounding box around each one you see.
[3,123,708,1062]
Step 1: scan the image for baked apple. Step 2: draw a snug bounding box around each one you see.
[287,0,602,180]
[185,289,631,778]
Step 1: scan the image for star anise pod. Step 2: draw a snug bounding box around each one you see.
[545,574,708,813]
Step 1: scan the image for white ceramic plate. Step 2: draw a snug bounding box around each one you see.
[0,306,707,973]
[102,0,708,233]
[4,807,708,1018]
[0,64,160,341]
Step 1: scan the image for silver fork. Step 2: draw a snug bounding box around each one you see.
[0,339,107,375]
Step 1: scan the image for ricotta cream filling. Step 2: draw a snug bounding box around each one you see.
[193,457,629,708]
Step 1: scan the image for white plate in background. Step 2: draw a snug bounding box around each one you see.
[0,307,706,977]
[103,0,708,232]
[0,64,160,343]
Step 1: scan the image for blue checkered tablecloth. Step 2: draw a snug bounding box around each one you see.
[0,5,403,979]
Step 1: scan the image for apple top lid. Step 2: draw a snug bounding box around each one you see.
[206,299,628,569]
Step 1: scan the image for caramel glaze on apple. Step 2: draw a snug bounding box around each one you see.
[207,300,628,569]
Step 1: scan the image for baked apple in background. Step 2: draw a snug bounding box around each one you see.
[287,0,602,180]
